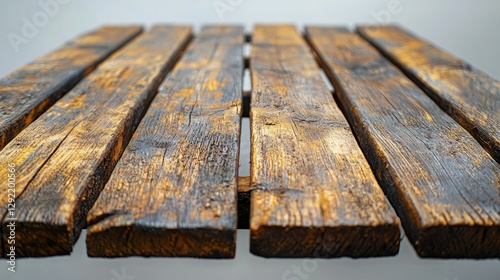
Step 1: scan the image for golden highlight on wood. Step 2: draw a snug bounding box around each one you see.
[0,26,143,150]
[1,23,498,260]
[0,26,191,257]
[357,25,500,163]
[86,26,244,258]
[249,25,401,258]
[306,26,500,258]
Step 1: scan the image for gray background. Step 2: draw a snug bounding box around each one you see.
[1,0,500,79]
[1,0,500,279]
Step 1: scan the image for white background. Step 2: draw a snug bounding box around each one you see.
[1,0,500,279]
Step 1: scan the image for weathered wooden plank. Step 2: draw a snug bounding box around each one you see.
[357,25,500,163]
[249,25,400,258]
[86,26,243,258]
[306,26,500,258]
[0,26,191,257]
[0,26,143,150]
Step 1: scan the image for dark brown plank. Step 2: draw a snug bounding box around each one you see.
[238,176,251,229]
[0,26,191,257]
[0,26,143,150]
[357,25,500,163]
[306,26,500,258]
[250,25,400,258]
[86,26,243,258]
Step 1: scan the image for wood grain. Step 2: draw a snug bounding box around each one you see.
[306,26,500,258]
[0,26,191,257]
[357,25,500,163]
[0,26,143,150]
[86,26,243,258]
[249,25,400,258]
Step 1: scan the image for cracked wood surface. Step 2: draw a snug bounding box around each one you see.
[0,26,143,150]
[249,25,400,258]
[86,26,243,258]
[306,26,500,258]
[357,25,500,164]
[0,26,191,257]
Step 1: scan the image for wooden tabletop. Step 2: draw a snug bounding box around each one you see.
[0,24,498,259]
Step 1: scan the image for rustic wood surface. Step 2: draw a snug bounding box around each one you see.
[249,25,400,258]
[86,26,243,258]
[0,26,191,257]
[0,26,143,150]
[357,25,500,163]
[306,26,500,258]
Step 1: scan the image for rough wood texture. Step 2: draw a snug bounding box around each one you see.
[250,25,400,258]
[357,25,500,163]
[306,26,500,258]
[0,26,143,150]
[0,26,191,257]
[86,26,243,258]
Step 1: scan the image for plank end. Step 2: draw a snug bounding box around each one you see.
[2,221,74,257]
[412,225,500,259]
[250,224,400,258]
[86,224,236,259]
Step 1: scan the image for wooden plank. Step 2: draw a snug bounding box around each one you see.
[306,26,500,258]
[0,26,191,257]
[0,26,143,150]
[357,25,500,163]
[249,25,400,258]
[86,26,243,258]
